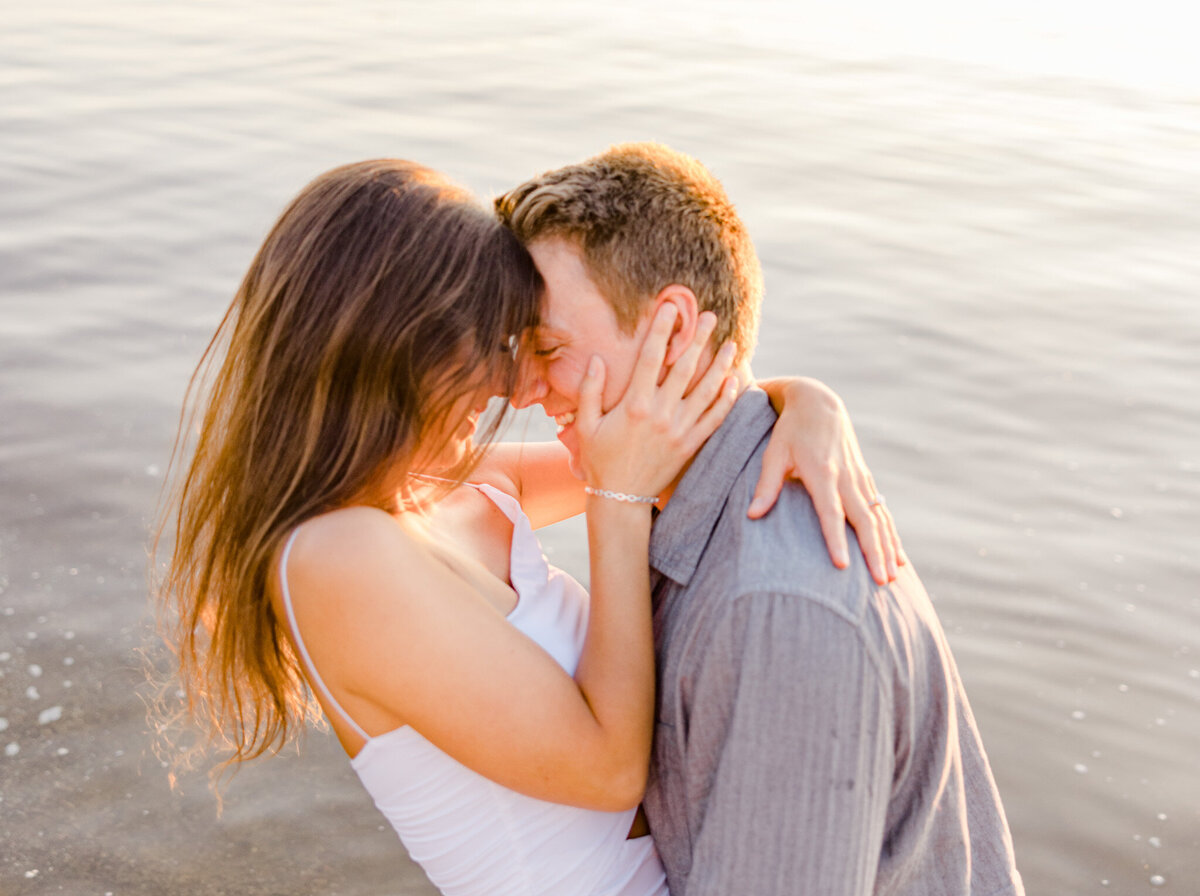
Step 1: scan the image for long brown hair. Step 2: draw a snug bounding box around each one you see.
[151,159,540,784]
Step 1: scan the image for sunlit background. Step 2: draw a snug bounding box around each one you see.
[2,2,1197,894]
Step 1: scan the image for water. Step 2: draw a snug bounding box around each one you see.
[2,2,1198,892]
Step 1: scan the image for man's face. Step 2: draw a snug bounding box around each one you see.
[512,237,651,478]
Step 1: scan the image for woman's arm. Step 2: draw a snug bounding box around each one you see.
[484,375,906,583]
[285,509,650,809]
[284,307,734,811]
[568,307,736,802]
[477,440,586,529]
[758,376,905,585]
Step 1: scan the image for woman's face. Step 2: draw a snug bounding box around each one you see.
[411,353,509,475]
[427,390,492,472]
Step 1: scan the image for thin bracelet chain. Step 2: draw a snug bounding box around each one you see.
[584,485,659,504]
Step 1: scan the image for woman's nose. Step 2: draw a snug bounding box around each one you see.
[509,361,547,409]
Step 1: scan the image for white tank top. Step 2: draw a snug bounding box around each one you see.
[279,482,668,896]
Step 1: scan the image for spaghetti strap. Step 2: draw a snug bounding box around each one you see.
[410,473,523,525]
[469,481,523,524]
[278,528,372,743]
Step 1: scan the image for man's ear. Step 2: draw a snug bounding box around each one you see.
[651,284,700,366]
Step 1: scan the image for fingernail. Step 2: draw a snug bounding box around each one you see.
[587,355,601,376]
[747,497,765,516]
[835,548,849,567]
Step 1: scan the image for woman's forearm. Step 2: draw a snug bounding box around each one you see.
[571,495,656,809]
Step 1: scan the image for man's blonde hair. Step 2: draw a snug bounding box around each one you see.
[495,142,762,359]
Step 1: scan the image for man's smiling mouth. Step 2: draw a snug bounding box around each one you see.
[554,411,576,435]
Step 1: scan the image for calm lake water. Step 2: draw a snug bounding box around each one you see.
[2,2,1198,893]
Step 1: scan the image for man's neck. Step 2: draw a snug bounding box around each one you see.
[656,362,755,510]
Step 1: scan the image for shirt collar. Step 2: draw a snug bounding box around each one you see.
[649,387,777,587]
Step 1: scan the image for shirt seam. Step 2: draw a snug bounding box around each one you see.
[716,588,891,698]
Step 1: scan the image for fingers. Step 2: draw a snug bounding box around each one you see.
[678,337,735,422]
[577,304,736,497]
[844,491,890,585]
[865,475,906,567]
[626,304,679,403]
[871,498,901,578]
[576,355,605,432]
[752,373,907,580]
[662,311,719,400]
[747,438,789,521]
[679,374,739,457]
[859,470,898,582]
[670,321,736,456]
[807,475,852,569]
[621,307,732,453]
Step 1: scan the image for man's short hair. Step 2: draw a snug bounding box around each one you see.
[495,142,763,360]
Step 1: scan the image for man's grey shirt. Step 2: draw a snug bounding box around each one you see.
[643,388,1024,896]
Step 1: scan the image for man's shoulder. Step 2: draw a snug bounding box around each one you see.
[698,444,878,626]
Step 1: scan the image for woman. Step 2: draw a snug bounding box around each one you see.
[153,159,900,895]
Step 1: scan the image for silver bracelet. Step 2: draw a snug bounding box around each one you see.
[584,485,659,505]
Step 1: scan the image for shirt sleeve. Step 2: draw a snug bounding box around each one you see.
[681,591,893,896]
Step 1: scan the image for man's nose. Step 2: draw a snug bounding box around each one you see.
[509,361,547,410]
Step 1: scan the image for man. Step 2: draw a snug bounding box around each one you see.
[496,143,1024,896]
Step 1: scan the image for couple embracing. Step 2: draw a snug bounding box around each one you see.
[156,142,1023,895]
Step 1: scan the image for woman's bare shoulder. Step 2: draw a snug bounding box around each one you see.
[282,506,430,606]
[289,504,407,552]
